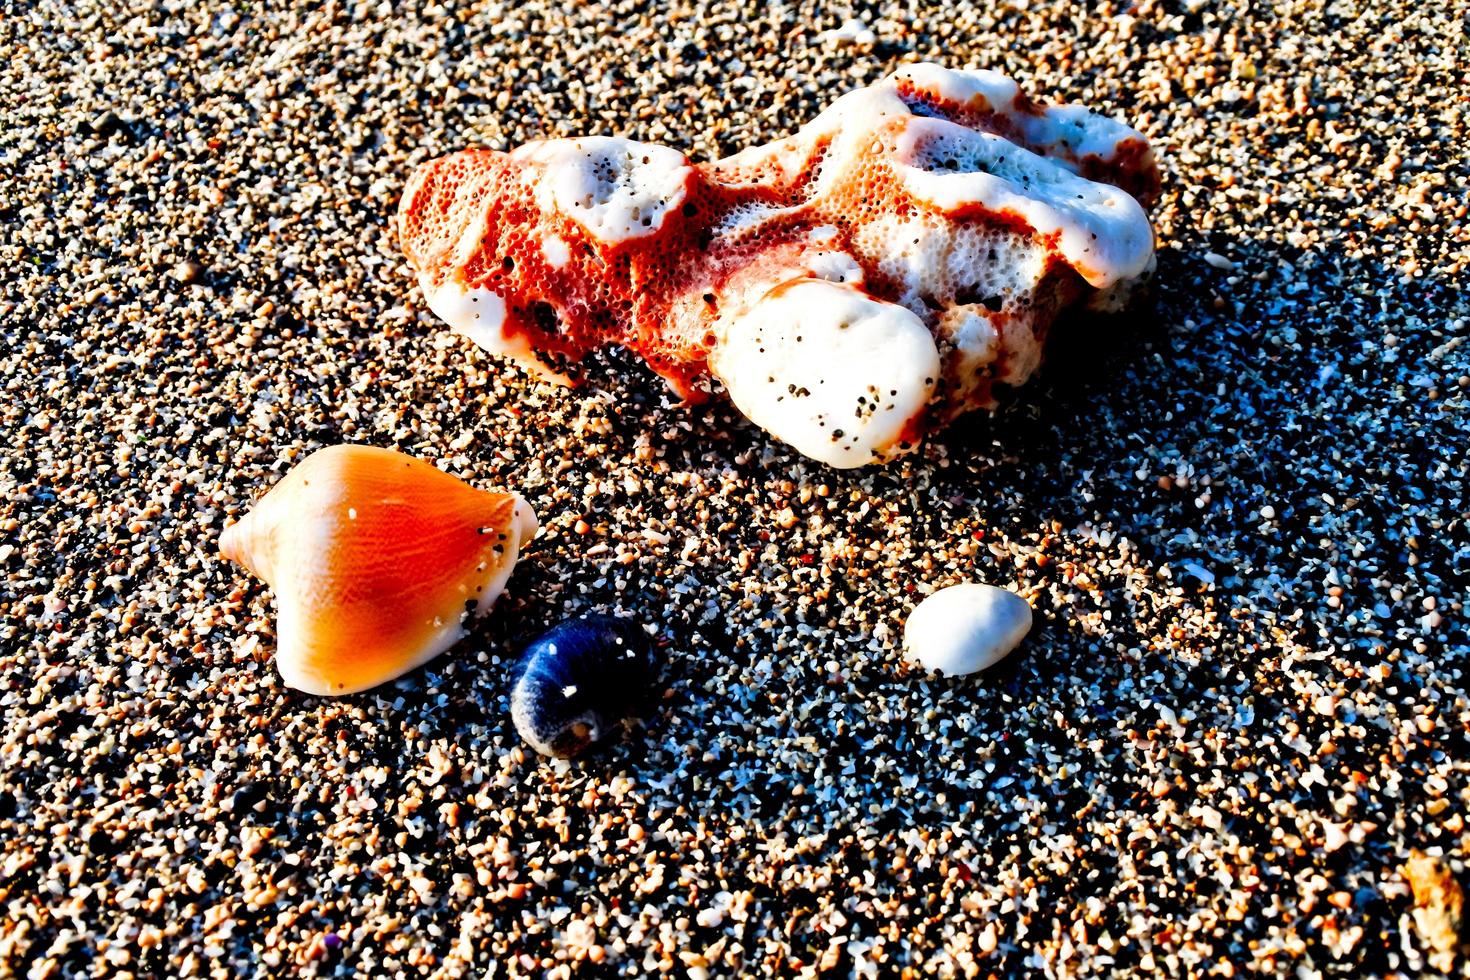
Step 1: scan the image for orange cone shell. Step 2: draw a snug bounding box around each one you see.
[219,444,538,696]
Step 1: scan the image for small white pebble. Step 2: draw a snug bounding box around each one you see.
[903,584,1033,677]
[816,17,876,46]
[1180,560,1215,585]
[172,259,204,283]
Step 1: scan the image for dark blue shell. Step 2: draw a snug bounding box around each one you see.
[509,615,657,758]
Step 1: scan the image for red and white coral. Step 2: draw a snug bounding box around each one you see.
[399,63,1159,468]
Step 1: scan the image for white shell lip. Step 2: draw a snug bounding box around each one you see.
[509,695,601,759]
[903,583,1033,677]
[472,493,538,619]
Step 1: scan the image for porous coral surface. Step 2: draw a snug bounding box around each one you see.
[400,64,1158,466]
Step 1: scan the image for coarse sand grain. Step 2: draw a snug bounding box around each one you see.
[1,1,1467,977]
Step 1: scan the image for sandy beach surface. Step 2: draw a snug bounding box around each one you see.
[3,0,1467,976]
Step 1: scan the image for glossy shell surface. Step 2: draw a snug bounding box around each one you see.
[509,615,657,758]
[219,444,537,695]
[902,583,1033,677]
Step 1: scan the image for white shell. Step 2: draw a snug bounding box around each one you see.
[903,583,1033,676]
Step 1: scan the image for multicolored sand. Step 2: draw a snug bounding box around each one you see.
[2,1,1466,977]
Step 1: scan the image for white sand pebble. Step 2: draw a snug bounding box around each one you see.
[903,584,1033,676]
[816,18,876,46]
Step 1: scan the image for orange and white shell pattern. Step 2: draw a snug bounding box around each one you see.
[399,64,1159,468]
[220,445,538,695]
